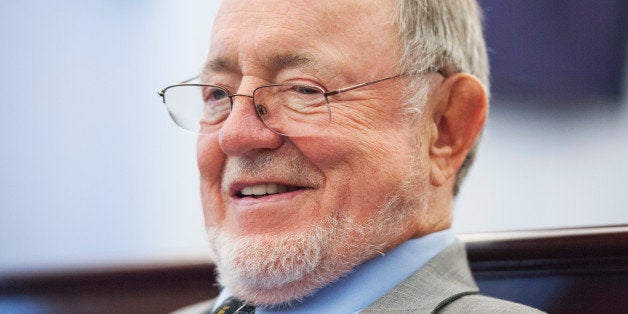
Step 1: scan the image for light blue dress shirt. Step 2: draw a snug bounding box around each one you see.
[213,229,456,314]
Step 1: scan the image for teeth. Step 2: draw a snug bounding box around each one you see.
[252,185,266,195]
[266,183,278,194]
[241,186,253,195]
[240,183,297,196]
[277,184,287,193]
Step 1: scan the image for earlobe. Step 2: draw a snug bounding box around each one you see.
[429,74,487,186]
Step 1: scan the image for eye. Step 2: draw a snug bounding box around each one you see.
[292,85,322,95]
[200,86,230,125]
[204,86,229,102]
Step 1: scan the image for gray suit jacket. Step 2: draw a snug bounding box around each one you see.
[359,240,544,313]
[173,241,544,313]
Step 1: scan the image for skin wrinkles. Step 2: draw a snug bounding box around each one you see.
[328,81,410,132]
[198,0,457,305]
[209,0,400,223]
[216,0,398,221]
[209,1,397,86]
[201,53,320,84]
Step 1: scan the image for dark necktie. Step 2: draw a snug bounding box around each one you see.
[211,296,256,314]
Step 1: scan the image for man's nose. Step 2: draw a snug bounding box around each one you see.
[218,91,283,156]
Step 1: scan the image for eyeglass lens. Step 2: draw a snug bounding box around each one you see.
[163,84,332,136]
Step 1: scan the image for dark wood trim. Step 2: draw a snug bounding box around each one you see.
[0,262,220,313]
[2,225,627,313]
[460,224,628,277]
[0,262,217,294]
[3,224,627,292]
[460,225,628,313]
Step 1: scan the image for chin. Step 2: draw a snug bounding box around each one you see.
[206,216,349,305]
[206,188,424,306]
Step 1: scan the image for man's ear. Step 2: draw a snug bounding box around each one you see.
[428,73,487,186]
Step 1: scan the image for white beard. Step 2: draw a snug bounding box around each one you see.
[207,218,334,291]
[206,143,429,306]
[206,186,426,306]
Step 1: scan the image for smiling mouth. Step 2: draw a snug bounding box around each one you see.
[237,183,304,199]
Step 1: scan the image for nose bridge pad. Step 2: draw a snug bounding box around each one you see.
[229,93,266,124]
[256,103,268,116]
[229,94,253,113]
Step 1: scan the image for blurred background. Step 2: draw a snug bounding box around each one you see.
[0,0,627,275]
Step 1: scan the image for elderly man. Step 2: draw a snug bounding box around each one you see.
[161,0,543,313]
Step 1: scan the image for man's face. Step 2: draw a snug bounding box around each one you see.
[198,0,437,304]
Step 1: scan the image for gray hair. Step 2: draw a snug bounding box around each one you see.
[394,0,489,195]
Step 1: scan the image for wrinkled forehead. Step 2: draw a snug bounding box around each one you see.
[213,0,393,32]
[208,0,400,79]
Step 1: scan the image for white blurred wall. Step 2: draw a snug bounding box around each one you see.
[0,0,219,272]
[0,1,626,272]
[454,94,628,232]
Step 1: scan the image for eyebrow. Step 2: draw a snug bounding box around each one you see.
[201,53,317,77]
[202,57,234,75]
[269,53,316,69]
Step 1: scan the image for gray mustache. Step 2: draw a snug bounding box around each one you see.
[221,150,319,189]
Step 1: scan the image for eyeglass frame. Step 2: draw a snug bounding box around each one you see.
[157,69,447,135]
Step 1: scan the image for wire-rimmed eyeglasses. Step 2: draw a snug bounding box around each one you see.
[158,71,445,137]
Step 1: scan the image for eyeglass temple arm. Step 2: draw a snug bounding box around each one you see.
[325,75,403,97]
[324,69,448,97]
[158,75,200,97]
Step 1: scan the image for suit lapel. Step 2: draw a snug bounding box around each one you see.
[358,240,479,313]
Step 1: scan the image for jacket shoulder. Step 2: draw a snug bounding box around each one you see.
[438,294,545,314]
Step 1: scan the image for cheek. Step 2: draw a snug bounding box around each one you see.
[197,134,224,179]
[197,134,226,227]
[330,93,404,129]
[296,129,415,220]
[331,101,387,133]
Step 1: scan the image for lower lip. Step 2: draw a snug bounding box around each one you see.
[231,189,306,207]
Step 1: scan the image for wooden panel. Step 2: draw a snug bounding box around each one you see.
[461,225,628,313]
[2,225,627,313]
[0,263,219,314]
